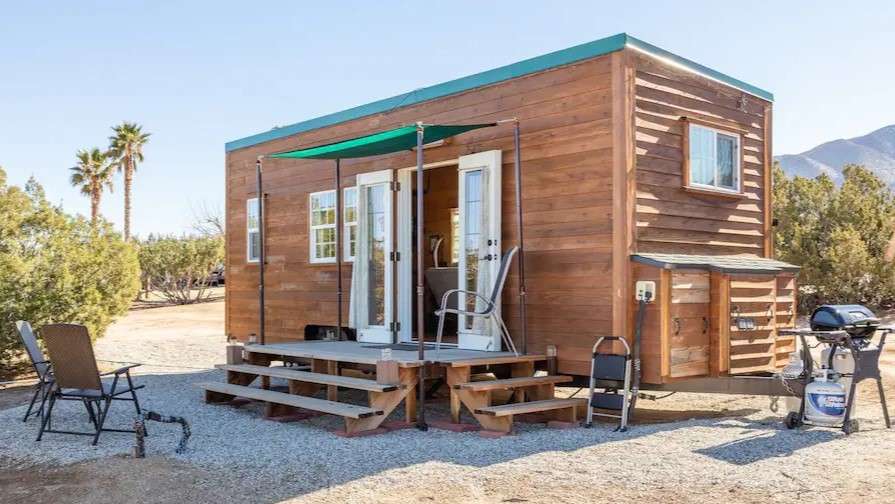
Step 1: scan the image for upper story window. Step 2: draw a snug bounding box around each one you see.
[309,188,358,264]
[685,121,741,193]
[246,198,261,263]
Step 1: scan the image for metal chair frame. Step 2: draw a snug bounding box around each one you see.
[434,247,519,355]
[15,321,54,422]
[35,324,146,445]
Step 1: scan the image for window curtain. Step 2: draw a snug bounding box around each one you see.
[717,135,736,188]
[348,187,369,331]
[689,126,715,186]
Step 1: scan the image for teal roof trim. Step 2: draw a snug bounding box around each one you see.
[227,33,772,152]
[624,36,773,102]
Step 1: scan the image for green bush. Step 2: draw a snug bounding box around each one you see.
[138,235,224,304]
[774,163,895,312]
[0,169,140,375]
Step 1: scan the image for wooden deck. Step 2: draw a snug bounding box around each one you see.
[197,341,578,436]
[244,341,542,367]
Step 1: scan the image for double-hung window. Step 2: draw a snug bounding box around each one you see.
[309,190,338,263]
[343,187,358,262]
[246,198,261,263]
[686,121,741,193]
[308,189,358,264]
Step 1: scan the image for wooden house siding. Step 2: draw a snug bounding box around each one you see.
[224,45,779,380]
[631,52,772,257]
[226,55,617,375]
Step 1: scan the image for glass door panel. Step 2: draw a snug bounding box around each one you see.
[457,151,502,351]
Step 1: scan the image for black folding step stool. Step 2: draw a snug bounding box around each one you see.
[585,336,633,432]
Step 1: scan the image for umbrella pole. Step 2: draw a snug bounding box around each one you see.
[256,157,266,345]
[513,122,527,354]
[415,125,428,431]
[335,159,343,341]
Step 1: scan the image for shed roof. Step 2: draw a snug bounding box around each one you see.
[226,33,773,152]
[632,253,800,274]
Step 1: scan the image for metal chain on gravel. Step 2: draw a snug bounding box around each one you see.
[134,411,191,458]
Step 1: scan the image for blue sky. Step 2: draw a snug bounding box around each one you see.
[1,1,893,236]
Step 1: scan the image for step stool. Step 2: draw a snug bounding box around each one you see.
[584,336,633,432]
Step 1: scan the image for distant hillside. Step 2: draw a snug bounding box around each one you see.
[776,124,895,187]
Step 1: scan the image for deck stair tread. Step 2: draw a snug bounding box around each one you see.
[455,375,572,391]
[475,398,579,417]
[198,382,382,419]
[446,354,547,367]
[215,364,399,392]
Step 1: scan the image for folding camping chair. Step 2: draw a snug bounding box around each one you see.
[435,246,519,355]
[15,321,54,422]
[36,324,145,445]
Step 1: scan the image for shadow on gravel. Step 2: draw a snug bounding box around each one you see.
[0,370,846,502]
[694,417,839,465]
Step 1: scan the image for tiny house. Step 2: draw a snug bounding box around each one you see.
[224,33,796,393]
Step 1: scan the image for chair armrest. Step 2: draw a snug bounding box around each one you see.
[439,289,494,313]
[101,363,141,376]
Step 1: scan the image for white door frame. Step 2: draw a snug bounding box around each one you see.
[354,169,394,344]
[395,152,502,351]
[396,160,458,344]
[457,150,502,351]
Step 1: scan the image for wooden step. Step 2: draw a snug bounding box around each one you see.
[455,375,572,392]
[447,354,547,367]
[475,398,579,417]
[216,364,399,392]
[198,382,382,419]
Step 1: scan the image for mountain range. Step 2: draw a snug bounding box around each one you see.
[775,124,895,187]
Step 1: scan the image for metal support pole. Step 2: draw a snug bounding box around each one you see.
[513,122,528,354]
[415,125,428,431]
[335,159,343,341]
[256,157,266,345]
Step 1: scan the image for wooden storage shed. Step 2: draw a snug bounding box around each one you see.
[223,33,797,394]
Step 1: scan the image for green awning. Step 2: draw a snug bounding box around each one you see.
[268,123,496,160]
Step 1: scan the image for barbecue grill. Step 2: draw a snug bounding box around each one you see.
[810,304,880,341]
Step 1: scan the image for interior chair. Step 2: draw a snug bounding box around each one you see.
[36,324,144,445]
[434,246,519,355]
[15,321,54,422]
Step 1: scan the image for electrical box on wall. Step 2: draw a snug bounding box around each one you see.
[635,281,656,302]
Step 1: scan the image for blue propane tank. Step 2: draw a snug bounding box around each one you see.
[804,368,847,426]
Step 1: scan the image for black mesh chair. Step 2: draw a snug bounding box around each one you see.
[15,321,53,422]
[36,324,144,445]
[434,246,519,355]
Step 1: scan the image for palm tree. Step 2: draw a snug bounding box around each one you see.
[108,122,150,240]
[69,148,114,224]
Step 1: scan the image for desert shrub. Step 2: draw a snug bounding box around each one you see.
[774,163,895,312]
[0,169,140,375]
[138,235,224,304]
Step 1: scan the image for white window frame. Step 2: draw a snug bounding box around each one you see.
[686,123,742,194]
[309,190,337,264]
[343,186,358,262]
[246,198,261,264]
[307,188,358,264]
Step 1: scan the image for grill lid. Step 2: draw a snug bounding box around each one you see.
[810,304,880,337]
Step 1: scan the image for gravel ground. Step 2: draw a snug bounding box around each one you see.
[2,299,895,503]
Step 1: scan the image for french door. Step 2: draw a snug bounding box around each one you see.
[393,151,503,350]
[456,150,502,351]
[354,169,394,343]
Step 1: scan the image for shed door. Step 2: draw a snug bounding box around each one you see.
[728,275,777,374]
[456,150,502,351]
[669,272,710,377]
